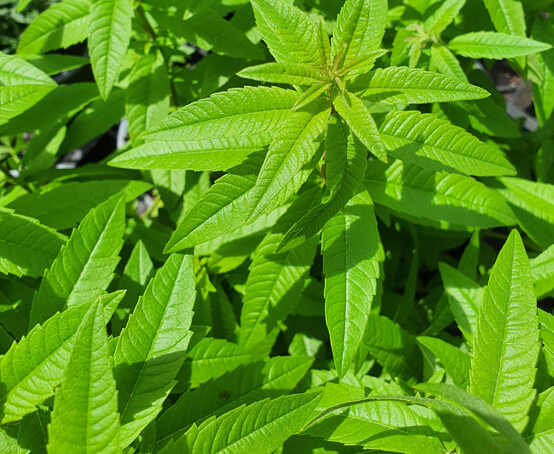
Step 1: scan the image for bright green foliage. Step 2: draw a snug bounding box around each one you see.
[0,0,552,452]
[470,230,540,431]
[30,195,126,325]
[47,301,120,454]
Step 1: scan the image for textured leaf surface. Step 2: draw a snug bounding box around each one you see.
[250,0,319,65]
[379,110,516,176]
[88,0,133,99]
[352,66,489,104]
[114,254,195,447]
[238,63,326,86]
[48,301,120,454]
[417,336,470,389]
[0,208,66,278]
[365,160,515,229]
[322,190,382,376]
[484,0,526,37]
[449,32,551,59]
[531,245,554,298]
[0,53,56,125]
[424,0,466,36]
[30,195,125,326]
[470,230,540,431]
[17,0,92,55]
[164,393,321,454]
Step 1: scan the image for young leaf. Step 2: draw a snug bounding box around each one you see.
[449,32,551,59]
[483,0,526,37]
[16,0,92,55]
[332,90,387,162]
[162,393,321,454]
[110,87,298,171]
[323,190,383,377]
[0,53,56,125]
[0,208,66,278]
[30,195,126,326]
[424,0,466,36]
[250,0,320,66]
[379,110,516,176]
[115,254,196,448]
[88,0,133,99]
[351,66,489,104]
[238,63,327,86]
[248,100,330,221]
[365,160,515,229]
[470,230,540,431]
[239,234,316,353]
[48,301,120,454]
[331,0,387,63]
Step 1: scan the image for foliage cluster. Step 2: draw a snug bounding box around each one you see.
[0,0,553,453]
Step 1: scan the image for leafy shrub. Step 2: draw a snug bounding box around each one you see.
[0,0,553,453]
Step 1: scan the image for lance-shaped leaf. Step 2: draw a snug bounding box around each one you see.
[114,254,196,448]
[238,63,327,86]
[351,66,489,104]
[48,301,120,454]
[333,90,387,162]
[156,356,313,448]
[30,195,126,326]
[0,208,66,278]
[165,151,264,253]
[527,387,554,452]
[278,117,367,252]
[161,392,321,454]
[484,0,526,37]
[248,100,330,221]
[331,0,387,62]
[430,43,467,82]
[365,160,515,230]
[531,245,554,299]
[0,292,124,423]
[111,87,298,171]
[239,233,316,353]
[322,191,382,377]
[470,230,540,432]
[379,110,516,176]
[125,51,170,145]
[449,32,551,59]
[0,53,56,125]
[424,0,466,36]
[17,0,92,55]
[250,0,319,66]
[88,0,133,99]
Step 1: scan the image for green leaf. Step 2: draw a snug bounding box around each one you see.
[21,53,89,76]
[470,230,540,431]
[331,0,387,63]
[88,0,133,99]
[250,0,319,66]
[278,117,367,252]
[48,301,120,454]
[417,336,470,389]
[156,356,313,448]
[351,66,489,104]
[528,387,554,452]
[165,152,264,252]
[483,0,526,37]
[238,63,327,85]
[530,16,554,125]
[239,233,316,353]
[6,180,151,230]
[531,245,554,299]
[248,100,330,221]
[539,310,554,380]
[332,91,387,162]
[115,254,196,448]
[449,32,551,59]
[0,53,56,126]
[379,110,516,176]
[16,0,92,55]
[30,195,126,326]
[363,314,422,379]
[162,392,321,454]
[126,52,171,146]
[323,190,383,377]
[110,87,298,171]
[430,44,468,82]
[0,292,123,423]
[365,160,515,229]
[0,208,66,278]
[424,0,466,36]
